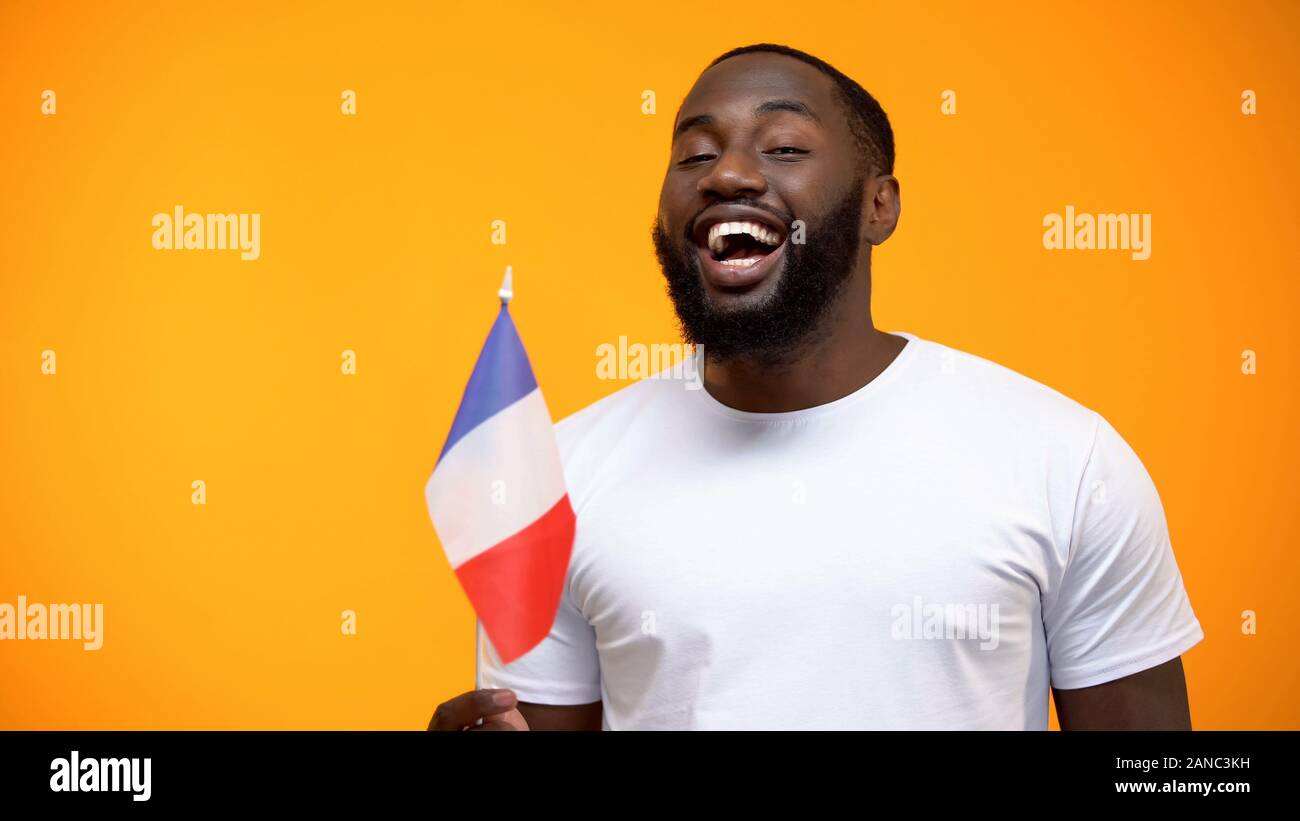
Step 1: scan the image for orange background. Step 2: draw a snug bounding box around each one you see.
[1,0,1296,729]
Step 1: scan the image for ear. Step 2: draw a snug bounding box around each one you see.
[861,173,901,246]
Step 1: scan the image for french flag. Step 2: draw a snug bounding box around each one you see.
[425,270,576,665]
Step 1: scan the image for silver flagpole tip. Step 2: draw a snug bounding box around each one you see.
[498,266,513,305]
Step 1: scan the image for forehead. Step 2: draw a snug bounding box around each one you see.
[676,52,842,129]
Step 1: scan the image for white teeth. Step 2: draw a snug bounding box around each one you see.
[706,220,782,254]
[719,257,760,267]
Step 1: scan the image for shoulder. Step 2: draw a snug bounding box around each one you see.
[899,333,1103,449]
[896,334,1113,543]
[897,335,1159,564]
[555,371,676,441]
[551,369,689,490]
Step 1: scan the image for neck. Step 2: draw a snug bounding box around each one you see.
[699,266,907,413]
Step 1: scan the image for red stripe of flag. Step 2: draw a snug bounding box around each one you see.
[454,495,577,665]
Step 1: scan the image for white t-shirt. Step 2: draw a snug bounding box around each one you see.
[476,331,1204,729]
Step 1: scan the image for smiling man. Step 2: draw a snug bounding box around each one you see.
[430,43,1203,731]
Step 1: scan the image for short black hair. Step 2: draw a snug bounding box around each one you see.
[706,43,895,175]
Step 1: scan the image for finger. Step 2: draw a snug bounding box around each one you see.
[460,707,529,731]
[465,720,518,732]
[428,689,518,730]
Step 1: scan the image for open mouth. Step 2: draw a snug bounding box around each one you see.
[692,212,789,289]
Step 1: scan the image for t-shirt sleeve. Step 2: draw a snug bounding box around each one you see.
[475,578,602,705]
[1042,413,1204,690]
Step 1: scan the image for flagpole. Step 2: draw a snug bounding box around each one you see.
[475,266,514,693]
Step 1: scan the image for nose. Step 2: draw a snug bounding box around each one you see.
[697,146,767,200]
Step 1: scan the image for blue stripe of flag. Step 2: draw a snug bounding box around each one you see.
[437,305,539,464]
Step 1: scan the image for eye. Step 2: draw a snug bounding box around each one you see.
[766,146,810,157]
[678,153,716,166]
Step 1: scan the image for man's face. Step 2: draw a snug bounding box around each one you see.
[653,52,869,364]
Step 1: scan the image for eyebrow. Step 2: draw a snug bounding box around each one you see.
[756,98,821,123]
[673,98,821,140]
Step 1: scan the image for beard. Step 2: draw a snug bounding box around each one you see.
[651,182,865,368]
